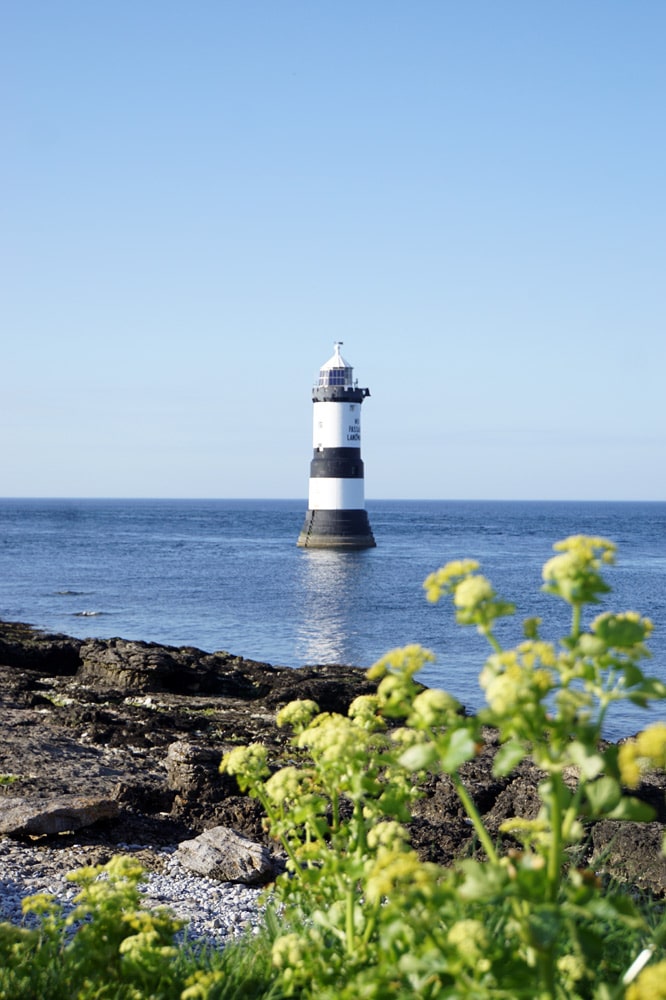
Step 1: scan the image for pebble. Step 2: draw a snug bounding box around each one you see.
[0,837,266,948]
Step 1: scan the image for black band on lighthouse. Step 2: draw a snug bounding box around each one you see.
[297,509,375,549]
[310,449,364,479]
[313,386,370,404]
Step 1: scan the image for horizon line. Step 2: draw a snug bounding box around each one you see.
[0,496,663,504]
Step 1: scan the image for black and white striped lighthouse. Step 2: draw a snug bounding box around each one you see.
[297,342,376,549]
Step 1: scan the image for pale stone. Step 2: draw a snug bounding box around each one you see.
[177,825,274,884]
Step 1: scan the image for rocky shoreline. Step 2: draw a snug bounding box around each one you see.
[1,618,665,937]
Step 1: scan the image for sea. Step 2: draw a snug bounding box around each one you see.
[1,499,664,742]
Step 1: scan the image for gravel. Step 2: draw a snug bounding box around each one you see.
[0,837,266,948]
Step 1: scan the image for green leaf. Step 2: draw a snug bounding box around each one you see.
[594,615,648,648]
[456,858,509,901]
[493,740,526,777]
[527,906,561,949]
[607,797,656,822]
[584,776,621,814]
[522,617,542,639]
[634,677,666,700]
[622,662,646,687]
[398,742,439,772]
[568,740,606,780]
[439,727,478,773]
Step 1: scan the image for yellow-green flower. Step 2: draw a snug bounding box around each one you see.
[219,743,269,789]
[447,918,490,967]
[272,932,306,970]
[619,723,666,788]
[517,639,557,669]
[423,559,480,603]
[591,611,653,650]
[410,687,460,727]
[626,960,666,1000]
[367,820,410,851]
[21,893,58,918]
[348,694,384,730]
[264,765,307,806]
[276,699,320,732]
[368,644,435,681]
[636,721,666,762]
[542,534,616,605]
[365,849,434,904]
[454,574,495,612]
[181,969,226,1000]
[376,673,412,718]
[557,953,587,986]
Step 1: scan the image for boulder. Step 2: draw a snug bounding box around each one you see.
[77,637,277,697]
[590,820,666,895]
[78,639,202,694]
[0,795,119,836]
[176,825,275,884]
[0,621,81,676]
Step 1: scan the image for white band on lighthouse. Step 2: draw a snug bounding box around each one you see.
[313,402,362,449]
[308,477,366,510]
[297,342,376,549]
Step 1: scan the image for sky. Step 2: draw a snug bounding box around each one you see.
[2,1,664,501]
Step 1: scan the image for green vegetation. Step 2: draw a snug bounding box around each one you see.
[222,535,666,999]
[2,535,666,998]
[0,855,279,1000]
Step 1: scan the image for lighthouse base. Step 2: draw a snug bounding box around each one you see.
[297,509,376,549]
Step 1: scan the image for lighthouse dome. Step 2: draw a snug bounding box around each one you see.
[317,341,354,388]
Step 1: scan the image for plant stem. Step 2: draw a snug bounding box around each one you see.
[451,772,499,864]
[255,789,303,877]
[485,631,503,655]
[546,773,564,902]
[572,603,582,641]
[345,887,355,955]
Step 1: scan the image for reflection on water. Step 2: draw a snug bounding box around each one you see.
[295,549,367,665]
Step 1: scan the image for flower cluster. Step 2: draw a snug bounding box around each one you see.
[423,559,481,603]
[447,918,491,971]
[424,559,515,635]
[479,641,556,721]
[618,722,666,789]
[542,534,616,606]
[219,743,270,791]
[626,960,666,1000]
[276,699,320,733]
[368,644,435,718]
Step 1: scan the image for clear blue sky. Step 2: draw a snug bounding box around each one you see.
[2,1,664,500]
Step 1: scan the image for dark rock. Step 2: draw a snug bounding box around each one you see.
[261,663,375,713]
[0,622,81,676]
[77,638,276,696]
[590,821,666,895]
[0,618,665,896]
[0,795,119,836]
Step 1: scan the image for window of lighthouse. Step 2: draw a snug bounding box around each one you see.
[319,366,353,387]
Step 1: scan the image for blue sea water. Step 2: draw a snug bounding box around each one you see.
[1,498,664,741]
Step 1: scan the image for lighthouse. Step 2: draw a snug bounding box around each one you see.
[297,342,376,549]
